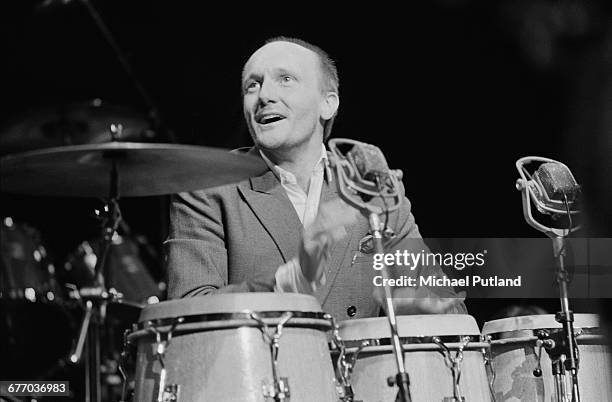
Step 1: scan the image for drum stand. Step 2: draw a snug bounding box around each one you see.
[517,172,581,402]
[68,147,124,402]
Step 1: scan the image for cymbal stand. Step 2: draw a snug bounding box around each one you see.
[68,149,123,402]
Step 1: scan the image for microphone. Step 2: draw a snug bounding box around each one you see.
[533,162,580,214]
[517,157,581,216]
[516,156,581,236]
[347,142,391,183]
[328,138,403,215]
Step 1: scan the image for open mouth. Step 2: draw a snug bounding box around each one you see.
[256,113,286,125]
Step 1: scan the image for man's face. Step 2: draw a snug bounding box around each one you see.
[242,41,331,152]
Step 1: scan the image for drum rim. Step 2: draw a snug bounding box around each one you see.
[338,334,485,349]
[486,326,603,341]
[138,293,324,322]
[134,310,330,331]
[482,313,600,334]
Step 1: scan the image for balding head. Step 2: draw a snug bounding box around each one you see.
[243,37,339,140]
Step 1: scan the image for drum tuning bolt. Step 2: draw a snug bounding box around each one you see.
[145,317,183,402]
[326,313,364,402]
[250,311,294,402]
[434,336,469,402]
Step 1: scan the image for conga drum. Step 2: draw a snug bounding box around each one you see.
[335,315,492,402]
[482,314,612,401]
[127,293,338,401]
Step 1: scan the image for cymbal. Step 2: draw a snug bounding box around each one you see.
[0,142,266,197]
[0,99,155,154]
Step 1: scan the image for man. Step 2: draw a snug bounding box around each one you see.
[165,37,465,321]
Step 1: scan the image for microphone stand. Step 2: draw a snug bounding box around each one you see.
[516,158,582,402]
[369,212,411,402]
[328,139,410,402]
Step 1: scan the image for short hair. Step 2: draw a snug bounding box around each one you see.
[259,36,340,140]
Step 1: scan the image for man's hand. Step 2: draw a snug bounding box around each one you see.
[299,199,359,282]
[374,286,466,314]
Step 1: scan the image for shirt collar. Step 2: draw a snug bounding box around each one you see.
[258,144,331,184]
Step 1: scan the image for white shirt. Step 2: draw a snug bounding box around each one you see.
[258,145,330,294]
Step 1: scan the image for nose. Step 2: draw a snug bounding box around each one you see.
[257,78,278,104]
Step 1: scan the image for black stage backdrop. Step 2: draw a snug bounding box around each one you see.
[1,0,611,386]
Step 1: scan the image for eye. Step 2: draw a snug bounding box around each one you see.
[244,80,260,93]
[280,75,295,84]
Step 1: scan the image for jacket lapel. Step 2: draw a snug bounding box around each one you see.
[238,169,303,263]
[315,171,359,305]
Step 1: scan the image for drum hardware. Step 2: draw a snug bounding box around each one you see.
[118,330,130,402]
[250,311,294,402]
[327,313,365,402]
[336,340,368,402]
[433,336,470,402]
[532,327,582,402]
[516,157,583,402]
[533,330,555,377]
[329,138,411,402]
[142,317,184,402]
[62,129,134,402]
[481,337,497,402]
[63,228,162,305]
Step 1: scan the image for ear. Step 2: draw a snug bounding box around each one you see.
[320,91,339,121]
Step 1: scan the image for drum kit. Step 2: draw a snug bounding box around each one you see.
[1,106,611,402]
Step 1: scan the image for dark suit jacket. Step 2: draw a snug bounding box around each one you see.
[165,149,465,321]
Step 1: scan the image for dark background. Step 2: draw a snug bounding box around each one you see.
[1,0,611,393]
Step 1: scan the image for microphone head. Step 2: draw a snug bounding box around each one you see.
[531,161,581,215]
[347,143,390,182]
[534,162,580,202]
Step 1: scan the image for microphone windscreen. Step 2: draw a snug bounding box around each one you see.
[534,162,580,201]
[347,143,389,181]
